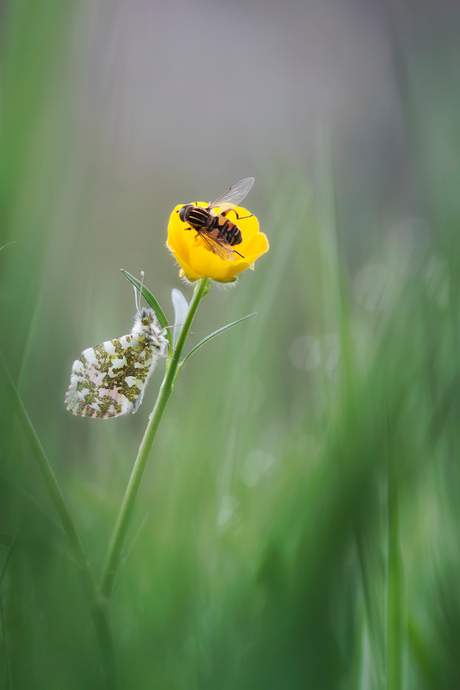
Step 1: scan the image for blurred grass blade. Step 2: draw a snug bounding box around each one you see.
[0,533,19,549]
[0,351,95,573]
[0,532,34,552]
[0,526,19,690]
[121,269,171,345]
[0,473,67,539]
[0,350,116,685]
[0,527,20,588]
[0,242,16,252]
[0,350,84,561]
[181,312,256,366]
[171,288,189,347]
[407,613,437,685]
[0,594,12,690]
[387,454,402,690]
[0,531,74,565]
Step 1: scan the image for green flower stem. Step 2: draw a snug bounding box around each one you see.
[387,449,402,690]
[101,277,210,601]
[0,350,116,689]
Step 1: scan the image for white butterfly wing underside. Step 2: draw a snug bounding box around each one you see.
[65,332,158,418]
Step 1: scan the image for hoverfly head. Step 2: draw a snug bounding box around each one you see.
[179,205,189,222]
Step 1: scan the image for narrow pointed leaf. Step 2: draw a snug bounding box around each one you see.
[0,526,20,587]
[0,350,89,573]
[121,269,171,346]
[0,531,72,563]
[0,526,19,690]
[0,532,33,551]
[0,472,67,539]
[0,242,16,253]
[182,313,257,366]
[0,592,11,689]
[171,288,189,347]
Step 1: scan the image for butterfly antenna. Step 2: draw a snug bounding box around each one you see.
[157,353,180,361]
[134,271,145,312]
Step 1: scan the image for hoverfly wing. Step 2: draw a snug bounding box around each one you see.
[195,228,236,261]
[209,177,255,211]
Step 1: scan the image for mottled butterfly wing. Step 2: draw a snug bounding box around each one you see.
[65,333,155,418]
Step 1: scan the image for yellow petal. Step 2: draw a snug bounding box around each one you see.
[167,202,269,282]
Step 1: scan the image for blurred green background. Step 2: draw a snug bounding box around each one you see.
[1,0,460,687]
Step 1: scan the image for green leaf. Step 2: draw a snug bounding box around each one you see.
[0,527,20,587]
[181,312,257,366]
[121,269,171,347]
[0,532,30,550]
[0,531,71,563]
[0,526,20,690]
[0,242,16,253]
[171,288,189,347]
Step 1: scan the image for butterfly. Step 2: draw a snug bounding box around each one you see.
[65,275,168,418]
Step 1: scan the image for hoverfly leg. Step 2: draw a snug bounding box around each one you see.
[220,209,253,221]
[233,211,253,220]
[233,249,245,259]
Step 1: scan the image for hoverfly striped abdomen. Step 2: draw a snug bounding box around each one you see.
[214,214,242,246]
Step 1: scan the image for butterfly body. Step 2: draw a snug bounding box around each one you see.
[66,307,167,418]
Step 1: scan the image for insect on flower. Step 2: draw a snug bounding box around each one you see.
[178,177,255,261]
[65,274,168,418]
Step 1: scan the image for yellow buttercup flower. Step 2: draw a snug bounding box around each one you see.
[167,202,269,283]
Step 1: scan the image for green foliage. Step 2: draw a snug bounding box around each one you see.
[181,312,257,367]
[1,2,460,689]
[122,270,171,343]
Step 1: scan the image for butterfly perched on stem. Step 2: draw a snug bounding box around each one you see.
[65,274,168,418]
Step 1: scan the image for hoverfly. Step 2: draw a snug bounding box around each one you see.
[178,177,255,261]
